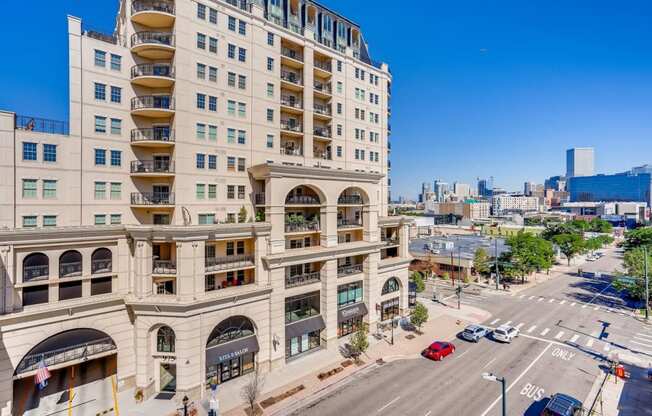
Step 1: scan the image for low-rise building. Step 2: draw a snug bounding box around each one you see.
[491,195,540,215]
[425,200,490,220]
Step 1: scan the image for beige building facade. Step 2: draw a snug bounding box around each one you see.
[0,1,410,415]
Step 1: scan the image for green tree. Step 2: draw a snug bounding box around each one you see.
[589,218,613,233]
[613,247,652,300]
[441,272,450,281]
[503,232,554,282]
[349,323,369,362]
[473,248,491,276]
[410,302,429,333]
[552,233,585,265]
[623,227,652,251]
[584,237,603,254]
[410,271,425,293]
[238,206,248,223]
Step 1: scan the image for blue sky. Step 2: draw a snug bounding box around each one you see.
[1,1,652,199]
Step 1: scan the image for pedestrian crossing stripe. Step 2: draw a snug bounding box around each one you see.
[520,295,526,299]
[504,320,512,326]
[570,334,579,343]
[537,298,544,302]
[554,331,564,339]
[528,296,535,300]
[570,302,576,306]
[603,344,610,352]
[540,328,550,336]
[581,304,588,308]
[548,299,555,303]
[516,323,524,329]
[586,339,594,347]
[560,300,566,305]
[490,319,500,325]
[593,306,600,311]
[527,325,537,333]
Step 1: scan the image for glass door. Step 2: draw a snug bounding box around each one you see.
[160,363,176,392]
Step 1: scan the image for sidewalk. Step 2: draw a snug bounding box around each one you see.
[584,363,652,416]
[217,302,490,416]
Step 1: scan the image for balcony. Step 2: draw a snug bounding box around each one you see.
[313,104,332,120]
[152,260,176,275]
[131,95,174,117]
[15,337,116,375]
[381,236,400,247]
[281,70,303,91]
[130,31,175,59]
[286,271,321,289]
[285,221,320,233]
[313,81,332,99]
[338,195,363,205]
[314,59,332,77]
[15,115,69,136]
[280,121,303,137]
[130,160,175,177]
[130,128,175,147]
[280,96,303,114]
[337,219,363,229]
[131,0,175,28]
[313,150,332,160]
[131,192,175,207]
[280,146,303,157]
[131,63,175,88]
[337,264,363,277]
[313,127,332,139]
[285,195,320,205]
[23,265,49,281]
[205,254,255,273]
[281,47,304,68]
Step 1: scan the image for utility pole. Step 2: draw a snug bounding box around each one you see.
[645,246,649,320]
[458,247,462,309]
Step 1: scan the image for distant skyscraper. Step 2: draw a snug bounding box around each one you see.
[566,148,594,178]
[453,182,471,198]
[434,180,449,202]
[524,182,535,196]
[478,177,494,198]
[568,173,652,207]
[419,182,432,203]
[545,175,567,192]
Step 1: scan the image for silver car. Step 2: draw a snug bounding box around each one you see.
[461,324,489,342]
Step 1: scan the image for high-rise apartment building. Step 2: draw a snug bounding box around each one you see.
[566,147,594,178]
[477,177,493,198]
[419,182,432,203]
[433,179,449,202]
[0,1,411,414]
[453,182,471,198]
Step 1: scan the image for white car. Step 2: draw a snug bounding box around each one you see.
[493,325,519,343]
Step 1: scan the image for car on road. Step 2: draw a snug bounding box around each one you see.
[492,325,519,343]
[540,393,583,416]
[422,341,455,361]
[461,324,490,342]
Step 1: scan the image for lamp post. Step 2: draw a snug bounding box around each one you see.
[482,372,506,416]
[182,395,189,416]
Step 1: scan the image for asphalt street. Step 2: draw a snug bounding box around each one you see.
[291,248,650,416]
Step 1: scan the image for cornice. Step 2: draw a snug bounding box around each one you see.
[0,226,128,246]
[248,163,384,184]
[263,241,384,268]
[126,223,271,241]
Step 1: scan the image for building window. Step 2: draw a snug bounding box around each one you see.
[209,66,217,82]
[197,3,206,19]
[42,180,57,199]
[209,96,217,112]
[267,32,274,46]
[227,72,236,87]
[337,81,343,94]
[94,50,106,67]
[238,47,246,62]
[197,93,206,109]
[208,184,217,199]
[206,154,216,170]
[267,57,274,71]
[266,83,274,97]
[110,54,121,71]
[337,103,342,115]
[95,116,106,133]
[337,146,342,157]
[110,86,121,103]
[338,281,363,307]
[198,213,215,225]
[94,182,106,199]
[228,16,236,31]
[238,185,245,199]
[197,33,206,49]
[209,8,217,24]
[237,158,245,172]
[110,182,121,200]
[22,216,37,228]
[382,277,400,295]
[227,185,235,199]
[196,184,206,199]
[110,150,121,167]
[43,144,57,162]
[43,215,57,227]
[228,44,236,59]
[22,179,37,198]
[266,109,274,122]
[238,75,246,89]
[196,153,206,169]
[337,124,342,136]
[236,130,246,145]
[110,214,121,225]
[285,291,320,324]
[208,125,217,141]
[266,134,274,148]
[197,63,206,79]
[238,103,246,118]
[337,60,342,72]
[227,100,236,116]
[227,157,236,171]
[22,142,37,161]
[94,83,106,101]
[227,129,235,144]
[209,37,218,53]
[94,149,106,165]
[196,123,206,140]
[238,20,246,35]
[95,214,106,225]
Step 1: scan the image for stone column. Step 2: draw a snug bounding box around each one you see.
[134,239,153,299]
[254,235,270,286]
[304,42,315,163]
[399,222,410,258]
[269,267,287,370]
[175,240,204,302]
[134,317,154,398]
[266,179,286,254]
[176,315,203,401]
[0,246,13,314]
[321,204,338,247]
[320,259,339,348]
[364,252,381,325]
[363,206,379,242]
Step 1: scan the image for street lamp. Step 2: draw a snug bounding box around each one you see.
[182,395,189,416]
[482,372,506,416]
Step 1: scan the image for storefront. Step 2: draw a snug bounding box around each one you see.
[205,316,259,385]
[285,315,325,359]
[337,302,368,337]
[380,298,400,322]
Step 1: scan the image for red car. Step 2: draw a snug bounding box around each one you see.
[422,341,455,361]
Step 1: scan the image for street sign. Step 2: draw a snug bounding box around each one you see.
[617,276,637,285]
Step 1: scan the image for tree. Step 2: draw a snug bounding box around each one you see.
[623,227,652,251]
[238,206,248,223]
[240,364,264,416]
[349,323,369,362]
[552,233,585,265]
[441,272,450,281]
[410,302,429,333]
[473,248,491,276]
[613,247,652,300]
[503,232,554,283]
[589,218,613,233]
[410,271,425,293]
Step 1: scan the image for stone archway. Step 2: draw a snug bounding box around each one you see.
[205,316,259,386]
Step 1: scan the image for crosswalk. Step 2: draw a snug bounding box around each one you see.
[510,294,630,316]
[630,331,652,355]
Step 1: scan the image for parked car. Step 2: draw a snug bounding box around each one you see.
[422,341,455,361]
[540,393,583,416]
[461,325,490,342]
[493,325,519,343]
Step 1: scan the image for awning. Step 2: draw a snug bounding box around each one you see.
[338,302,368,322]
[205,336,259,365]
[285,315,325,339]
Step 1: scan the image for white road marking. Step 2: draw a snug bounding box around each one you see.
[528,296,535,300]
[591,331,600,338]
[582,304,588,309]
[570,334,580,343]
[424,412,432,416]
[593,306,600,311]
[537,297,544,302]
[603,344,610,352]
[516,323,525,329]
[490,319,500,325]
[479,344,552,416]
[570,302,576,306]
[482,357,496,369]
[540,328,550,336]
[554,331,565,340]
[377,396,400,413]
[520,295,526,299]
[636,333,652,340]
[548,298,555,303]
[586,339,594,347]
[631,339,652,348]
[527,325,537,333]
[455,350,470,360]
[504,320,512,326]
[560,300,566,305]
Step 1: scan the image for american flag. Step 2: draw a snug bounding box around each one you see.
[35,360,51,390]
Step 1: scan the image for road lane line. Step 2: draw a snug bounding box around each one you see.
[560,300,566,305]
[516,323,525,329]
[586,339,594,347]
[456,350,470,360]
[424,412,432,416]
[482,357,496,369]
[490,319,500,325]
[631,339,652,348]
[504,320,512,326]
[377,396,400,413]
[548,298,555,303]
[527,325,537,333]
[479,343,552,416]
[571,302,576,306]
[528,296,535,300]
[636,333,652,340]
[540,328,550,336]
[554,331,565,339]
[570,334,580,343]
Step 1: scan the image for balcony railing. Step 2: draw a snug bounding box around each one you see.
[131,63,175,79]
[285,195,319,205]
[281,96,303,109]
[313,82,331,94]
[280,147,303,156]
[91,259,113,274]
[281,71,302,85]
[254,193,265,205]
[338,195,363,205]
[281,47,303,62]
[59,261,82,278]
[131,0,175,15]
[23,265,49,281]
[16,337,116,375]
[314,60,332,73]
[313,104,331,116]
[15,115,69,135]
[337,264,363,277]
[286,271,321,288]
[131,192,175,205]
[131,128,175,143]
[280,121,303,133]
[205,254,254,272]
[226,0,248,11]
[131,31,175,48]
[131,96,175,111]
[337,219,362,228]
[313,151,332,160]
[152,260,176,274]
[130,160,175,173]
[313,127,332,138]
[285,222,320,233]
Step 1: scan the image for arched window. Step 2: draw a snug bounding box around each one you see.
[285,185,322,205]
[382,277,400,295]
[207,316,255,349]
[59,250,82,278]
[22,253,49,281]
[91,248,112,274]
[157,326,175,353]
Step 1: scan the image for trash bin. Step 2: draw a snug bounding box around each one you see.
[615,365,625,379]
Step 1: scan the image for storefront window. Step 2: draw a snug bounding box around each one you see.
[205,316,258,386]
[285,291,320,323]
[286,330,321,358]
[337,281,363,307]
[381,298,400,321]
[338,316,363,337]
